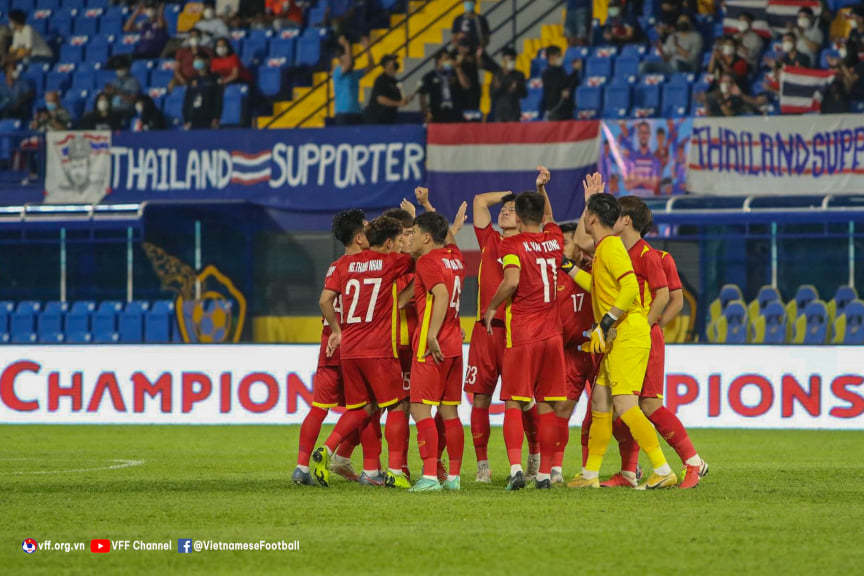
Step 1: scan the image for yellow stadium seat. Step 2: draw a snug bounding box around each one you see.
[832,314,846,344]
[751,316,766,344]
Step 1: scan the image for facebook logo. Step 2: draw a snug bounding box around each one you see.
[177,539,194,553]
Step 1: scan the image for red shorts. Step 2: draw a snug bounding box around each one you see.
[341,357,406,409]
[410,356,463,406]
[641,324,665,399]
[501,335,566,402]
[312,365,343,408]
[397,346,413,392]
[564,347,593,401]
[464,321,506,395]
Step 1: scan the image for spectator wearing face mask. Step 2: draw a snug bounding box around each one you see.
[778,32,811,68]
[183,56,223,130]
[194,1,230,47]
[211,37,251,85]
[171,29,215,89]
[105,57,141,114]
[418,48,461,123]
[79,92,125,130]
[365,54,413,124]
[332,35,373,126]
[707,72,754,117]
[130,94,167,131]
[821,50,852,114]
[490,47,527,122]
[541,45,580,120]
[602,1,637,46]
[126,2,169,60]
[30,91,70,132]
[734,12,764,67]
[452,1,490,48]
[792,7,823,61]
[642,14,703,75]
[708,36,750,89]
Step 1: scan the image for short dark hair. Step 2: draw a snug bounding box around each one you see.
[501,193,517,205]
[586,193,620,229]
[414,212,449,245]
[618,196,653,237]
[9,9,26,24]
[435,48,450,62]
[502,47,517,59]
[515,192,546,225]
[546,45,562,58]
[798,7,813,17]
[365,216,403,247]
[381,208,414,228]
[740,12,754,22]
[381,54,399,67]
[332,209,366,246]
[559,221,579,234]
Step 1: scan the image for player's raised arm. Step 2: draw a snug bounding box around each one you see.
[536,165,554,224]
[573,172,604,253]
[472,190,513,229]
[399,198,416,219]
[414,186,436,212]
[484,266,519,334]
[319,288,341,356]
[425,283,450,363]
[447,201,468,245]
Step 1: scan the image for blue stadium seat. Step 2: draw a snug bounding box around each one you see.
[564,46,589,69]
[119,301,148,343]
[633,83,660,115]
[575,85,602,118]
[87,0,109,7]
[11,301,41,344]
[50,9,76,38]
[37,0,61,9]
[164,3,182,35]
[241,36,269,67]
[585,56,612,79]
[661,83,689,117]
[150,61,176,87]
[613,56,639,83]
[296,29,323,67]
[619,44,646,59]
[602,84,630,118]
[268,38,296,64]
[145,300,174,343]
[92,300,122,343]
[32,9,54,38]
[130,59,152,87]
[307,2,327,26]
[833,285,858,315]
[257,64,283,97]
[759,300,787,344]
[65,300,95,341]
[720,301,748,344]
[70,65,97,92]
[163,86,185,127]
[114,33,140,56]
[590,45,618,58]
[221,84,248,126]
[60,39,87,63]
[100,8,126,36]
[797,300,828,344]
[22,63,49,98]
[86,36,111,62]
[62,90,88,120]
[835,300,864,344]
[0,300,14,338]
[46,68,74,93]
[793,285,819,313]
[74,10,102,36]
[38,301,68,343]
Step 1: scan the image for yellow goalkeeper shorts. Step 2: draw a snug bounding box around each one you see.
[596,343,650,397]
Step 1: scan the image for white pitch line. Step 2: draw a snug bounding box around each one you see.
[1,459,144,475]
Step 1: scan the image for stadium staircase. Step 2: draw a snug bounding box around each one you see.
[257,0,566,129]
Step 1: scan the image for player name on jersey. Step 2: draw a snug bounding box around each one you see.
[522,239,562,253]
[348,260,383,273]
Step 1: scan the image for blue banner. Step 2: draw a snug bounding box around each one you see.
[108,125,426,212]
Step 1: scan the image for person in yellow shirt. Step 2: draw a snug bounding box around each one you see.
[562,175,678,490]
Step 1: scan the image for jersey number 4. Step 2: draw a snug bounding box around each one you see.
[344,278,382,324]
[536,258,558,303]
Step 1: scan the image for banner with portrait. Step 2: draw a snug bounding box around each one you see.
[44,131,112,204]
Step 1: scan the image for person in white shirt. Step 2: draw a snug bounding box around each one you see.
[7,10,53,65]
[793,7,823,61]
[194,1,230,47]
[734,12,763,68]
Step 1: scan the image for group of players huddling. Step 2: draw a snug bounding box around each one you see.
[292,167,708,492]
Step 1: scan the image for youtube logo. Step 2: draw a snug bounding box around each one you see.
[90,539,111,553]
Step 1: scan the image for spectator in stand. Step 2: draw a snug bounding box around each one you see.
[845,6,864,69]
[0,23,11,61]
[642,14,703,74]
[79,92,125,130]
[130,94,167,131]
[195,1,230,47]
[171,29,215,89]
[364,54,412,125]
[453,38,482,113]
[541,45,580,120]
[734,12,764,68]
[105,57,141,115]
[821,50,851,114]
[706,72,760,117]
[490,47,527,122]
[792,7,823,62]
[265,0,304,29]
[183,56,223,129]
[0,62,34,120]
[659,0,685,27]
[564,0,591,46]
[126,2,169,60]
[30,92,71,132]
[211,37,252,85]
[6,10,53,65]
[707,36,750,89]
[452,1,490,49]
[332,35,373,125]
[419,48,461,124]
[602,0,637,46]
[778,32,811,68]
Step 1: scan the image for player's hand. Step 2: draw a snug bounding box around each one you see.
[536,165,551,189]
[426,336,444,364]
[588,325,609,354]
[414,186,430,208]
[483,307,495,335]
[582,171,605,201]
[400,198,416,218]
[326,331,341,357]
[450,200,468,236]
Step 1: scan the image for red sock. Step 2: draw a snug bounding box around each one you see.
[359,413,382,471]
[503,408,524,467]
[402,411,411,470]
[435,411,447,460]
[523,404,540,454]
[325,409,368,453]
[470,406,490,461]
[335,429,359,459]
[385,409,408,472]
[613,417,640,474]
[443,418,464,476]
[649,406,698,463]
[580,406,592,468]
[553,415,570,468]
[298,406,327,466]
[416,417,438,477]
[538,411,557,474]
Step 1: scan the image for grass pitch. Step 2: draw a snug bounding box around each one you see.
[3,425,863,575]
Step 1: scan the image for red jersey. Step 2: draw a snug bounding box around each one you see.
[557,271,593,349]
[413,244,465,360]
[627,238,668,313]
[318,261,344,368]
[324,250,414,359]
[396,273,417,349]
[474,224,506,321]
[500,222,564,347]
[659,250,682,292]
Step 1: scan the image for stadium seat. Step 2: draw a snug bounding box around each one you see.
[130,60,152,87]
[751,300,786,344]
[145,300,174,343]
[257,64,284,98]
[221,84,248,126]
[268,38,296,65]
[0,300,14,339]
[633,83,660,116]
[786,284,819,322]
[92,300,122,343]
[119,301,148,343]
[114,34,141,56]
[74,10,102,37]
[22,63,50,98]
[150,60,176,87]
[88,0,109,7]
[37,0,61,9]
[46,68,74,93]
[714,300,748,344]
[163,86,186,127]
[832,299,864,345]
[661,83,689,117]
[86,36,112,62]
[296,29,323,67]
[38,301,68,343]
[613,56,639,84]
[11,301,41,344]
[101,9,127,36]
[62,90,88,121]
[827,285,858,326]
[241,35,269,67]
[747,285,781,321]
[50,9,76,38]
[709,284,742,323]
[585,56,612,79]
[619,45,646,59]
[65,300,96,342]
[602,84,630,118]
[575,85,602,119]
[794,300,828,344]
[60,39,87,63]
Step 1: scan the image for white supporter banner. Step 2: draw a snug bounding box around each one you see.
[686,115,864,196]
[0,345,862,428]
[44,131,112,204]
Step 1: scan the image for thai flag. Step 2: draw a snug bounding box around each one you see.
[722,0,772,39]
[425,121,600,220]
[780,66,835,114]
[230,151,272,186]
[767,0,821,36]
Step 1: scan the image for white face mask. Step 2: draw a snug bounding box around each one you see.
[738,20,750,32]
[203,8,214,19]
[721,45,734,56]
[782,41,794,53]
[505,60,516,71]
[188,37,199,48]
[549,57,562,67]
[216,46,228,57]
[97,100,109,113]
[797,17,809,29]
[135,103,144,115]
[839,47,848,59]
[720,83,729,95]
